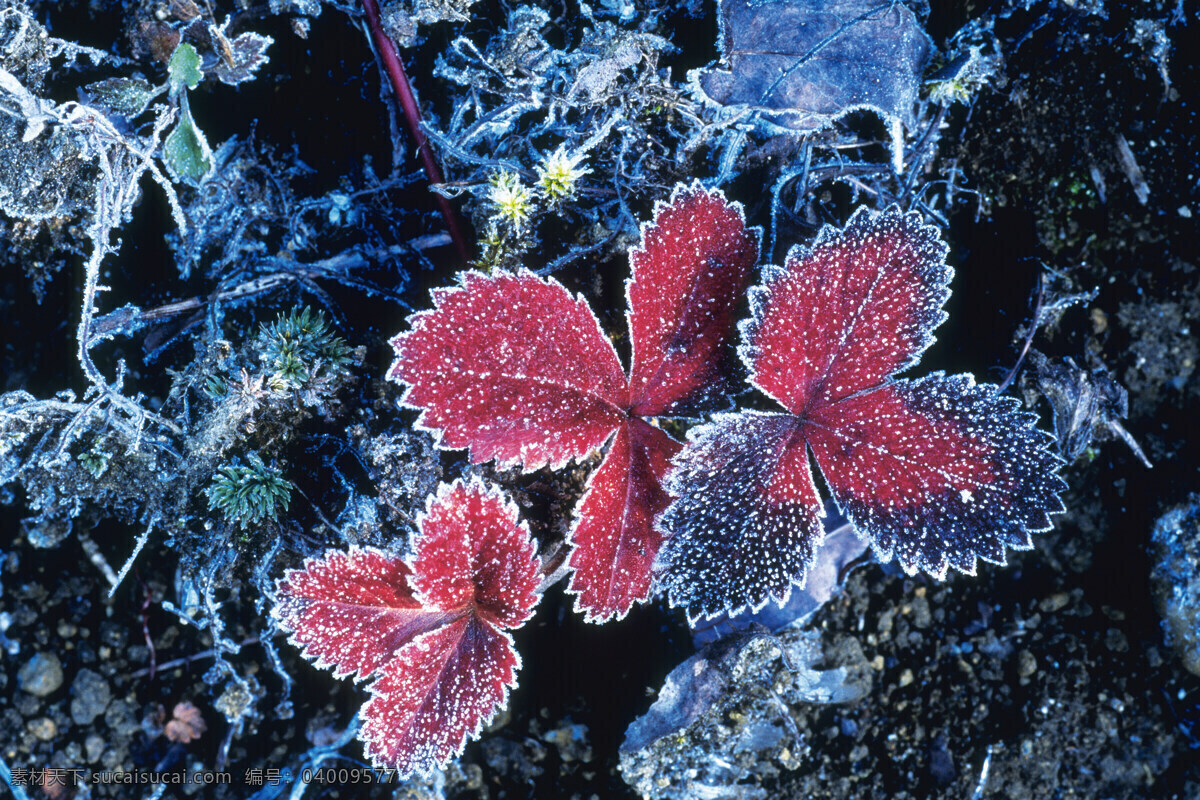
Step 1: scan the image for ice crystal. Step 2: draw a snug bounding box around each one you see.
[657,206,1068,622]
[273,478,541,775]
[390,182,758,621]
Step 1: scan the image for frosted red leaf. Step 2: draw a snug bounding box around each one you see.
[409,479,541,628]
[388,270,628,470]
[742,206,950,412]
[804,374,1065,577]
[387,185,754,623]
[658,207,1066,622]
[361,616,522,776]
[627,181,759,417]
[272,547,450,682]
[273,478,541,774]
[565,419,682,622]
[656,411,825,622]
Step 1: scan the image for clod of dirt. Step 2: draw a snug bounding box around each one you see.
[619,628,870,799]
[69,668,112,726]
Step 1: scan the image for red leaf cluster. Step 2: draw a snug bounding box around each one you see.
[280,184,1068,774]
[273,479,540,775]
[389,181,758,622]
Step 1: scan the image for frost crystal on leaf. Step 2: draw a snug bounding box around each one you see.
[657,206,1067,622]
[388,183,758,622]
[273,478,540,775]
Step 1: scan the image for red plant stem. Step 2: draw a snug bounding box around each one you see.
[362,0,470,263]
[137,574,157,683]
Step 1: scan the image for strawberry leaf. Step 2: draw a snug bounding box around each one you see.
[740,206,949,413]
[360,616,522,777]
[565,419,681,622]
[659,207,1066,620]
[804,374,1067,577]
[656,411,824,623]
[627,181,759,417]
[389,270,629,470]
[272,547,453,682]
[274,479,541,774]
[410,478,542,628]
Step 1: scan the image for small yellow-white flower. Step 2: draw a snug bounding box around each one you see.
[536,146,589,203]
[488,170,535,231]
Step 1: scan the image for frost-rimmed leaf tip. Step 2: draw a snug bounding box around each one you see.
[272,477,541,776]
[388,182,759,623]
[656,205,1067,624]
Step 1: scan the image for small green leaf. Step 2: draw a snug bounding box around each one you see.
[163,93,213,184]
[168,42,204,93]
[84,77,165,118]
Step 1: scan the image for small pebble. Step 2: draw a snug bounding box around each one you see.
[1017,650,1038,678]
[27,717,56,741]
[1039,593,1070,613]
[85,734,105,763]
[898,669,914,688]
[17,652,63,697]
[70,668,112,725]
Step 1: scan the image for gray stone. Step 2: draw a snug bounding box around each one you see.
[1150,496,1200,676]
[70,668,112,725]
[17,652,63,697]
[85,734,106,764]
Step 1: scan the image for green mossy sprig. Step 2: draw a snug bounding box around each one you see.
[256,307,353,387]
[206,454,292,527]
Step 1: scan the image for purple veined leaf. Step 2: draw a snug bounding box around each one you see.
[803,374,1066,578]
[656,410,825,624]
[658,207,1066,621]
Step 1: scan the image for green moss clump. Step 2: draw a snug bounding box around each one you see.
[256,307,352,386]
[206,454,292,527]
